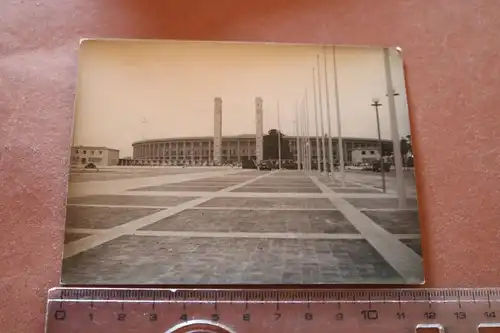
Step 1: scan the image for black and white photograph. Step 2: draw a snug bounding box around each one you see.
[62,39,423,284]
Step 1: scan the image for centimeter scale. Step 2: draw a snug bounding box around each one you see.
[46,287,500,333]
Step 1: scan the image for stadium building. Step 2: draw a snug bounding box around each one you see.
[131,135,392,165]
[130,97,393,166]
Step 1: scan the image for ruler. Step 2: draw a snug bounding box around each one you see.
[46,287,500,333]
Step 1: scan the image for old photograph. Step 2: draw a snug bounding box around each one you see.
[62,39,423,284]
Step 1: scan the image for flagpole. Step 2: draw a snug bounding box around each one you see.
[302,97,308,172]
[303,93,310,171]
[313,68,321,172]
[305,89,312,172]
[295,102,301,170]
[316,54,328,175]
[300,98,306,172]
[322,47,335,179]
[277,101,282,170]
[332,45,346,186]
[383,47,407,208]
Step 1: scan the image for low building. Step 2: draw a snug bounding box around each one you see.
[351,148,381,164]
[70,146,120,166]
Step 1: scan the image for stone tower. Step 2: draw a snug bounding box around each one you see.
[213,97,222,164]
[255,97,264,163]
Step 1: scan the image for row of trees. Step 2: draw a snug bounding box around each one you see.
[263,129,293,160]
[400,134,413,167]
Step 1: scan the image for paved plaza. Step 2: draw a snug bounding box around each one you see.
[62,167,423,284]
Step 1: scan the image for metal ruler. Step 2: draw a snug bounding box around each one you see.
[46,287,500,333]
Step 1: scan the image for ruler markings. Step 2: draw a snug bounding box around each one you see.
[46,298,500,306]
[47,292,500,333]
[49,288,500,301]
[46,288,500,333]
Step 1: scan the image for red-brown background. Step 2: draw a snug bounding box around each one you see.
[1,0,499,332]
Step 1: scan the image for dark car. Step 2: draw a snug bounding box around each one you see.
[282,160,298,170]
[85,163,97,169]
[258,160,273,170]
[371,160,391,172]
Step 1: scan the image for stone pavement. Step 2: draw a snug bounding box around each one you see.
[62,167,423,285]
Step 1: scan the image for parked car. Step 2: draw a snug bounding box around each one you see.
[258,160,273,170]
[371,160,391,172]
[282,160,298,170]
[84,163,97,169]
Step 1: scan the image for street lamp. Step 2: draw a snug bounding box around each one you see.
[370,97,386,193]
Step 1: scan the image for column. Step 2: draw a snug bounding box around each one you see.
[213,97,222,164]
[208,140,212,163]
[191,141,195,163]
[247,141,251,159]
[255,97,264,163]
[183,141,187,163]
[237,140,241,162]
[344,141,349,163]
[227,141,231,162]
[176,142,179,161]
[198,142,201,163]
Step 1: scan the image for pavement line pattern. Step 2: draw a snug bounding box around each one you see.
[68,204,174,209]
[309,175,423,283]
[319,178,366,188]
[117,191,405,199]
[65,228,421,240]
[63,172,273,259]
[68,168,250,198]
[68,204,348,212]
[345,180,387,192]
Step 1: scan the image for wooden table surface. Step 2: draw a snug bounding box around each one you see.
[1,1,500,332]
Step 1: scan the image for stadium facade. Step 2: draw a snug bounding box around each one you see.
[130,97,393,165]
[131,135,392,165]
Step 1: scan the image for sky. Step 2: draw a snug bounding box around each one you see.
[73,39,412,157]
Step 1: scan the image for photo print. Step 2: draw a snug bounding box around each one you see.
[62,39,423,285]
